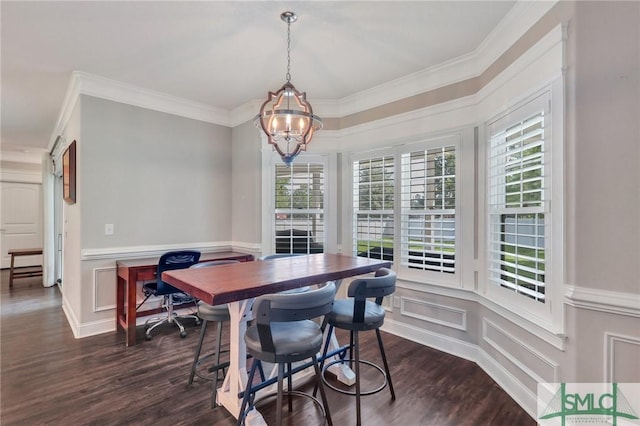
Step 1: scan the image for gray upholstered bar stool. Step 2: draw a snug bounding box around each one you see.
[237,282,336,426]
[187,259,239,408]
[319,268,396,426]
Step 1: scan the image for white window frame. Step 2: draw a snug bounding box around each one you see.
[398,136,461,286]
[484,85,564,333]
[351,147,396,261]
[347,135,461,288]
[262,151,336,256]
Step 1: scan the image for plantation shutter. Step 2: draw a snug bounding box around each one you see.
[274,162,325,254]
[488,111,547,301]
[352,155,395,260]
[400,146,456,273]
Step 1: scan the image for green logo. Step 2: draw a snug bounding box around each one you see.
[539,383,639,426]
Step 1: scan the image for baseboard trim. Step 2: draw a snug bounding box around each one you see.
[382,318,536,421]
[476,347,538,419]
[382,318,478,362]
[63,300,201,339]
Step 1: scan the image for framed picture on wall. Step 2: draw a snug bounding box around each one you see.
[63,140,76,204]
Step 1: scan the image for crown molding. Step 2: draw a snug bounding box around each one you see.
[48,1,558,138]
[229,99,262,127]
[231,1,558,125]
[48,73,81,153]
[0,150,45,164]
[48,71,231,152]
[75,71,230,126]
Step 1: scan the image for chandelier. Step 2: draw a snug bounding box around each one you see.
[257,11,323,166]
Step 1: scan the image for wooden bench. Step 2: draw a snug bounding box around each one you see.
[8,248,43,287]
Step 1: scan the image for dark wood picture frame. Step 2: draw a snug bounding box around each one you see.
[63,140,76,204]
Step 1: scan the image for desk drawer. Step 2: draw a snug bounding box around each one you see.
[136,267,157,281]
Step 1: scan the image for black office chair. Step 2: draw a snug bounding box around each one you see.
[141,250,201,340]
[187,260,239,409]
[319,268,396,426]
[237,282,336,426]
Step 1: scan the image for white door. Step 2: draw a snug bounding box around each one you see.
[1,182,43,268]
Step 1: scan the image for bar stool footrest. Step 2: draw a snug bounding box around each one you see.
[322,358,388,396]
[250,390,328,426]
[193,350,230,382]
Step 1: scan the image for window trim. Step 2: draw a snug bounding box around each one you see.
[397,135,462,286]
[262,151,337,256]
[483,83,564,333]
[347,135,462,288]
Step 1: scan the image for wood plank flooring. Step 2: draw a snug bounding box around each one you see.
[1,271,535,425]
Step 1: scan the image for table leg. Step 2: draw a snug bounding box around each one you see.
[9,254,15,287]
[323,327,357,386]
[324,278,357,386]
[217,299,267,426]
[125,269,138,347]
[116,275,125,330]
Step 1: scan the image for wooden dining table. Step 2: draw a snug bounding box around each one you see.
[162,253,392,424]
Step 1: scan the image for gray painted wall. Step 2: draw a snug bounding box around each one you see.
[231,119,262,246]
[568,1,640,294]
[80,95,232,248]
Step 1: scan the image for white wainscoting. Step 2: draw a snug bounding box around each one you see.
[400,297,467,331]
[93,266,116,312]
[605,333,640,383]
[482,318,560,384]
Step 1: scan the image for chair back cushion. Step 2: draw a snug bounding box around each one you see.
[347,267,396,300]
[155,250,201,295]
[253,281,336,324]
[248,282,336,362]
[346,268,396,324]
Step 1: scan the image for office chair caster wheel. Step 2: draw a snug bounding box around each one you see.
[195,318,202,326]
[180,331,187,338]
[145,334,152,341]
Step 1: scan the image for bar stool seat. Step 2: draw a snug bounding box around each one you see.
[328,299,385,331]
[245,321,323,359]
[198,301,229,320]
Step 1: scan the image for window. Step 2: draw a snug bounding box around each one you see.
[353,155,395,260]
[400,146,456,273]
[488,100,547,302]
[351,138,459,283]
[274,162,324,254]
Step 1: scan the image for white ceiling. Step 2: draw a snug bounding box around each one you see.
[1,0,517,160]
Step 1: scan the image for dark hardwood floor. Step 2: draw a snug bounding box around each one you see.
[1,270,534,425]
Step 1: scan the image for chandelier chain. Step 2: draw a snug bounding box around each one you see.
[286,19,291,82]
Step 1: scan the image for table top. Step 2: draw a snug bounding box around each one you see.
[8,248,43,256]
[116,251,253,269]
[162,253,392,306]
